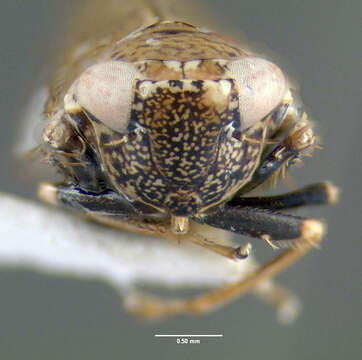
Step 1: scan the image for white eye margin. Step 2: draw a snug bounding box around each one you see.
[228,57,287,129]
[65,61,138,133]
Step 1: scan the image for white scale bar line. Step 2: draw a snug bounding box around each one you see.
[154,334,223,337]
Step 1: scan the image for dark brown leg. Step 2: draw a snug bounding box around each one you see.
[39,182,325,319]
[228,182,339,210]
[195,204,322,248]
[38,182,248,260]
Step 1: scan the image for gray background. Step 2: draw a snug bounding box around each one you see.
[0,0,361,359]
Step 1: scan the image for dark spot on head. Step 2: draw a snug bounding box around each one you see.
[168,80,183,89]
[153,30,195,35]
[191,80,203,90]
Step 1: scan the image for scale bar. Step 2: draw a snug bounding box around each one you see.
[154,334,223,337]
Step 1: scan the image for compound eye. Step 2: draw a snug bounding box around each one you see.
[228,57,287,130]
[66,61,138,133]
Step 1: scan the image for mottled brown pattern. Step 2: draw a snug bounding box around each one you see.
[45,21,250,116]
[111,21,248,62]
[43,19,289,216]
[89,76,269,216]
[136,59,228,81]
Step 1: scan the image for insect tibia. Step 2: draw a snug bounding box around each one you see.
[269,113,317,184]
[42,115,85,157]
[285,113,316,157]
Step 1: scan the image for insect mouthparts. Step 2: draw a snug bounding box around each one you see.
[171,216,189,234]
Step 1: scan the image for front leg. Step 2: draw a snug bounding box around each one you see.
[41,112,112,193]
[38,182,153,217]
[239,112,316,195]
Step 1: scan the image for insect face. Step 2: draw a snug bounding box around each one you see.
[60,23,288,222]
